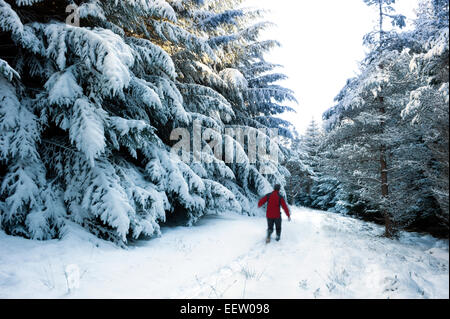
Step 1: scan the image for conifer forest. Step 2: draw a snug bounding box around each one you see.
[0,0,448,300]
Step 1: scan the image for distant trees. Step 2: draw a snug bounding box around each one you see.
[284,122,315,206]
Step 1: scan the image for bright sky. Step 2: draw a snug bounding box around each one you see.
[244,0,419,134]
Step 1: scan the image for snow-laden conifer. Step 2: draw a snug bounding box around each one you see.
[0,0,296,244]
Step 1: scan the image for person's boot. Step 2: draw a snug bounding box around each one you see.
[275,235,280,241]
[266,230,271,243]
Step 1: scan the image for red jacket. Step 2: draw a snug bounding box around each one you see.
[258,191,290,219]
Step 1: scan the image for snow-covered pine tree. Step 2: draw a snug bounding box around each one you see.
[302,119,320,166]
[292,119,321,207]
[303,121,352,214]
[401,0,449,232]
[0,0,296,244]
[323,0,449,237]
[284,118,354,214]
[362,0,406,54]
[166,0,297,207]
[322,0,414,237]
[283,137,313,206]
[219,0,297,198]
[363,0,407,237]
[1,0,194,244]
[324,51,426,235]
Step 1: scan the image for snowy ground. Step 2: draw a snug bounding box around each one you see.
[0,207,448,299]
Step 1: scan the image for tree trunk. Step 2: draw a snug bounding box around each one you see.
[379,98,393,237]
[380,143,392,237]
[378,0,384,44]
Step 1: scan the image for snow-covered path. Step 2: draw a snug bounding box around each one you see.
[0,207,448,299]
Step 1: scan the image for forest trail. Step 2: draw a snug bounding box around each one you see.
[0,207,448,298]
[171,208,449,299]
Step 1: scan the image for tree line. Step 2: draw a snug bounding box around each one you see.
[286,0,449,238]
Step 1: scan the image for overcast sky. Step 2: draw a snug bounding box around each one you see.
[243,0,419,134]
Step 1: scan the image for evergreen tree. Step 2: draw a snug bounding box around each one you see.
[295,119,321,206]
[284,136,312,206]
[288,118,355,215]
[401,0,449,230]
[321,0,448,237]
[321,0,410,237]
[0,0,296,245]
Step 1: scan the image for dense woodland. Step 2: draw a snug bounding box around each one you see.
[0,0,448,246]
[286,0,449,238]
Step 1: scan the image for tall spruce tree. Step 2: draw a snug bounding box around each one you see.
[295,119,321,206]
[286,118,354,215]
[401,0,449,231]
[284,136,313,206]
[321,0,409,237]
[322,0,449,237]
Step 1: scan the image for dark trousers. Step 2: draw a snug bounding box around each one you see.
[267,218,282,238]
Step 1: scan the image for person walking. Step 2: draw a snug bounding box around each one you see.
[258,184,291,243]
